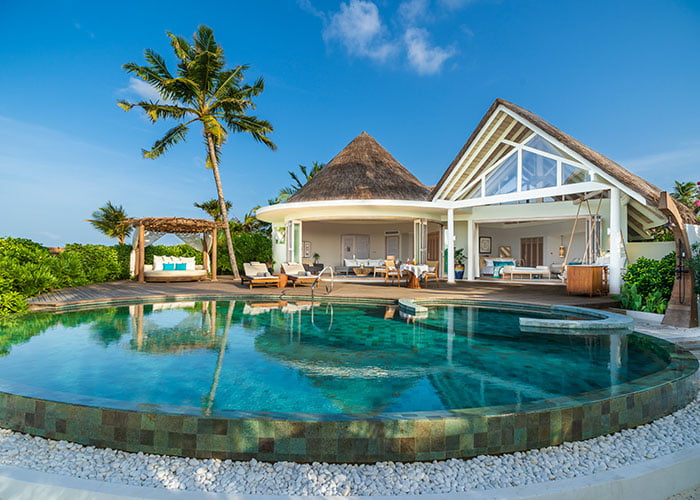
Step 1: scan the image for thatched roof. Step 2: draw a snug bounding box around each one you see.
[287,132,431,202]
[127,217,225,233]
[432,99,697,224]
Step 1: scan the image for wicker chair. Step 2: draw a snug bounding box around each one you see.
[423,260,439,287]
[384,259,402,286]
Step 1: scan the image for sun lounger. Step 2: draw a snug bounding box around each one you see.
[241,262,279,289]
[282,262,317,287]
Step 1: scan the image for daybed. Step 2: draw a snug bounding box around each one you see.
[501,265,551,280]
[480,257,517,277]
[282,262,317,287]
[241,262,279,289]
[144,256,207,282]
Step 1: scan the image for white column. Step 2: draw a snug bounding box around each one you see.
[609,187,622,294]
[467,218,476,281]
[447,209,455,283]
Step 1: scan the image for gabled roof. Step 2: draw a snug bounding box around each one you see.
[287,132,431,203]
[432,99,697,224]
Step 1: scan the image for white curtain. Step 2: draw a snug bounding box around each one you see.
[176,232,214,271]
[129,230,167,276]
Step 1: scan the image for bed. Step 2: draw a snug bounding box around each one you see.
[144,256,207,282]
[480,258,517,277]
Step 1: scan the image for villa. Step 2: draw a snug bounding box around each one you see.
[257,99,699,300]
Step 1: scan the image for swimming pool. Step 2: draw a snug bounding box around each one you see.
[0,298,696,462]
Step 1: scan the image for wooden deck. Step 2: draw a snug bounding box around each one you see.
[27,276,619,310]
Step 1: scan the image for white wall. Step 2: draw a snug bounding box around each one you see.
[627,242,675,263]
[478,220,587,268]
[302,221,415,267]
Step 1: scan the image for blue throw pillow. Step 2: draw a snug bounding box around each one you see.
[175,263,187,271]
[163,263,175,271]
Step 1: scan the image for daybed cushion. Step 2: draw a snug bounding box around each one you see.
[143,269,206,279]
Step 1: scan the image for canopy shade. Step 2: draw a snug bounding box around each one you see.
[126,217,225,233]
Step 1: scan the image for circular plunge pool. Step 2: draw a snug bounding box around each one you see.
[0,298,696,463]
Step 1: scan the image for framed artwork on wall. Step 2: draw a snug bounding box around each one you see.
[303,241,311,259]
[479,236,492,254]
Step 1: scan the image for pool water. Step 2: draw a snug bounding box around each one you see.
[0,300,669,416]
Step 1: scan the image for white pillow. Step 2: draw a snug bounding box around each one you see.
[484,258,494,266]
[153,256,164,271]
[344,259,358,267]
[183,257,196,271]
[357,259,370,267]
[369,259,384,267]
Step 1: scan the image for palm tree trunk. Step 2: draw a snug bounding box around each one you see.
[206,133,240,280]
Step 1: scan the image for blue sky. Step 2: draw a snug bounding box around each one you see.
[1,0,699,245]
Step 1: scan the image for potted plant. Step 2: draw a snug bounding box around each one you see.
[311,252,322,272]
[454,248,466,279]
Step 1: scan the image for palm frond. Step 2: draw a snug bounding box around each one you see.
[117,100,134,112]
[143,49,173,79]
[167,32,193,64]
[142,124,189,159]
[209,66,246,103]
[222,115,277,150]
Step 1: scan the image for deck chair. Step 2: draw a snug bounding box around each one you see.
[374,255,396,278]
[423,260,439,288]
[384,260,402,287]
[282,262,317,288]
[241,262,279,289]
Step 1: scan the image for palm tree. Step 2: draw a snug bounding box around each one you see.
[270,161,325,204]
[118,26,276,279]
[194,199,232,222]
[671,180,699,209]
[86,202,131,244]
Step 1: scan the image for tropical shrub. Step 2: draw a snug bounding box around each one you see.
[216,232,272,274]
[64,244,126,283]
[620,252,676,313]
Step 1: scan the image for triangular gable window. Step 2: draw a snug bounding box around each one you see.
[526,135,573,160]
[562,163,588,184]
[485,152,517,196]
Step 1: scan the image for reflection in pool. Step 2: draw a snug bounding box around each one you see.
[0,300,670,416]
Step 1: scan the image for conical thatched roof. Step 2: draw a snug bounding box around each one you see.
[287,132,431,202]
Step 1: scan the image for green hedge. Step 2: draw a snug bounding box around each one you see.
[0,232,274,315]
[0,238,130,316]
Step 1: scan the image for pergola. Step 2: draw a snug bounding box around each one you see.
[127,217,225,283]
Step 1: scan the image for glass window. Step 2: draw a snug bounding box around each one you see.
[526,134,573,159]
[562,163,588,184]
[521,150,557,191]
[485,152,517,196]
[464,182,482,199]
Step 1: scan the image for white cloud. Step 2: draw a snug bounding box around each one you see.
[398,0,430,24]
[297,0,325,20]
[126,77,162,102]
[404,27,456,75]
[323,0,397,62]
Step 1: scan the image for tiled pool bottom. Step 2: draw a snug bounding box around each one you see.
[0,357,696,463]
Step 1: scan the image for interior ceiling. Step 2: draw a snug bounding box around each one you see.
[479,219,584,231]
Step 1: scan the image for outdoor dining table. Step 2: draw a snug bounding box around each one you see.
[399,264,429,289]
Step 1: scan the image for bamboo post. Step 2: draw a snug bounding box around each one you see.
[137,224,145,283]
[202,231,209,275]
[211,228,218,281]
